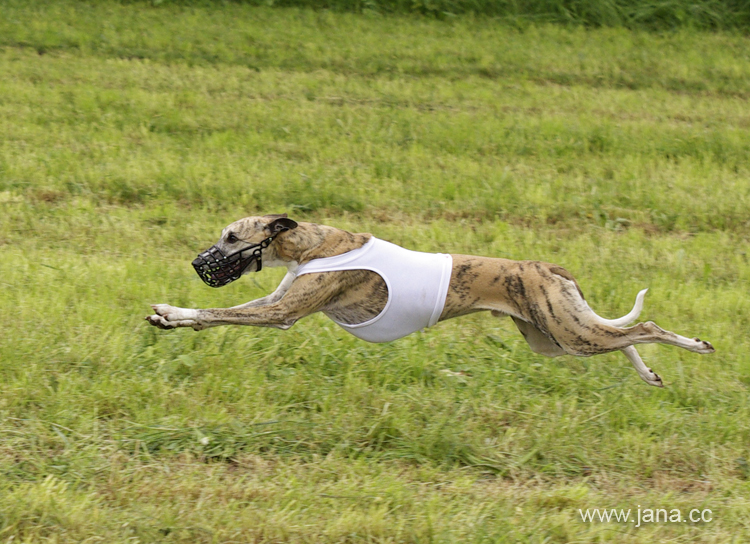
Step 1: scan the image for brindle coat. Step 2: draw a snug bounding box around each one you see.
[147,214,715,387]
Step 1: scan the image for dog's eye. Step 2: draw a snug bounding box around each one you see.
[227,233,239,244]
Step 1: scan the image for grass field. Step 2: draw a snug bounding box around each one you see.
[2,1,750,542]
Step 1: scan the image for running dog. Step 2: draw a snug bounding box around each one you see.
[146,214,715,387]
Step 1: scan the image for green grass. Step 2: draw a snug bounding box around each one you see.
[1,1,750,542]
[103,0,750,31]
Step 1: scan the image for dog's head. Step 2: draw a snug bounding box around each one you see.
[192,214,298,287]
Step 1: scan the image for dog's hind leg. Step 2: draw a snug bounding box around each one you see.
[501,311,667,387]
[621,345,663,387]
[509,318,666,387]
[520,274,715,357]
[548,313,714,357]
[622,321,715,353]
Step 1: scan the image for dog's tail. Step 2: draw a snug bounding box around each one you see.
[592,288,648,328]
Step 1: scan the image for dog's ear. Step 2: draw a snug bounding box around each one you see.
[267,216,298,233]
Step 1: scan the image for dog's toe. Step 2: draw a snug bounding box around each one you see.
[152,304,171,317]
[146,314,172,330]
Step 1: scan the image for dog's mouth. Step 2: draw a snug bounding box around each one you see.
[192,245,259,288]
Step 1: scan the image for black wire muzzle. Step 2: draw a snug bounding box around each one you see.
[192,230,286,288]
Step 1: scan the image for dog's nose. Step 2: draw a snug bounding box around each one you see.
[192,256,204,267]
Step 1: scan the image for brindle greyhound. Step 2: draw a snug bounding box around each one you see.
[146,214,715,387]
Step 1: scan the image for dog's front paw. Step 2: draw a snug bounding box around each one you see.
[151,304,194,321]
[146,313,175,330]
[146,304,200,330]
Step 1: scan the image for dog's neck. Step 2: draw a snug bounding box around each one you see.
[271,222,371,267]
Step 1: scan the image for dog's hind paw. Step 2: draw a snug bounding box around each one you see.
[643,368,664,388]
[693,338,715,354]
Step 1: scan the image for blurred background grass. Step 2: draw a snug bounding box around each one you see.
[100,0,750,31]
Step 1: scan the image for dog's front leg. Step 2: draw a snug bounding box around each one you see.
[147,303,295,331]
[146,271,299,331]
[146,273,338,331]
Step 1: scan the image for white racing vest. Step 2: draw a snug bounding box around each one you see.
[294,237,453,343]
